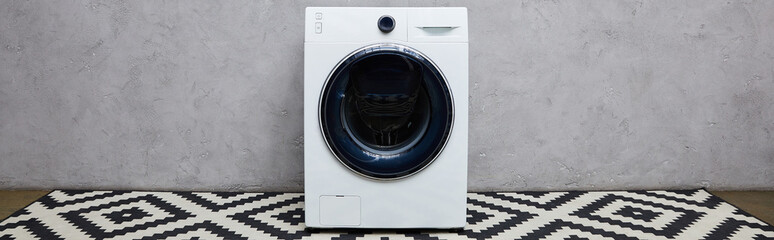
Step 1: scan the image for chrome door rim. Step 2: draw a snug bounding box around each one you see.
[317,43,455,181]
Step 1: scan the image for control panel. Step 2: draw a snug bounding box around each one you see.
[305,7,467,43]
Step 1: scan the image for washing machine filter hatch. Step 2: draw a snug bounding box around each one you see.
[319,44,454,180]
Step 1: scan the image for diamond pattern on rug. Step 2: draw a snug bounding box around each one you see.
[59,194,195,239]
[1,189,772,239]
[459,196,535,239]
[571,194,703,238]
[174,192,280,211]
[101,207,152,224]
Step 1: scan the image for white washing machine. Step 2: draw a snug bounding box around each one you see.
[304,7,468,229]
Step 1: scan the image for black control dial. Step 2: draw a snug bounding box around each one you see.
[378,15,395,33]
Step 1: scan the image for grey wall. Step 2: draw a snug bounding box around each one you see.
[1,1,772,191]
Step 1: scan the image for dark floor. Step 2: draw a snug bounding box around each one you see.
[0,190,49,220]
[0,190,772,225]
[711,191,774,225]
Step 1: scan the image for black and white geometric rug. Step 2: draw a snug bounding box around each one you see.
[1,189,772,239]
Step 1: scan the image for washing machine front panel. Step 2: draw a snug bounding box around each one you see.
[319,44,454,180]
[304,7,468,229]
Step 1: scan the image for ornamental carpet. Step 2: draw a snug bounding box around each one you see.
[1,189,773,239]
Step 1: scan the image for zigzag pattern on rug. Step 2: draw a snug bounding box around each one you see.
[1,189,772,239]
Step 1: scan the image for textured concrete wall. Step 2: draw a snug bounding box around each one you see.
[1,1,772,191]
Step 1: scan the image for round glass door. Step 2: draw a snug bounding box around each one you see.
[319,44,454,180]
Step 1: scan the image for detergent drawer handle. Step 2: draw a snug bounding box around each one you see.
[416,26,459,29]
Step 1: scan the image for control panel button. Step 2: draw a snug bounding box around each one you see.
[315,22,322,34]
[378,15,395,33]
[315,12,322,20]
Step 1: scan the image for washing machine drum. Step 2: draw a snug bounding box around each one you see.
[320,44,454,180]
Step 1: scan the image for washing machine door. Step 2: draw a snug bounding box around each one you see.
[319,44,454,180]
